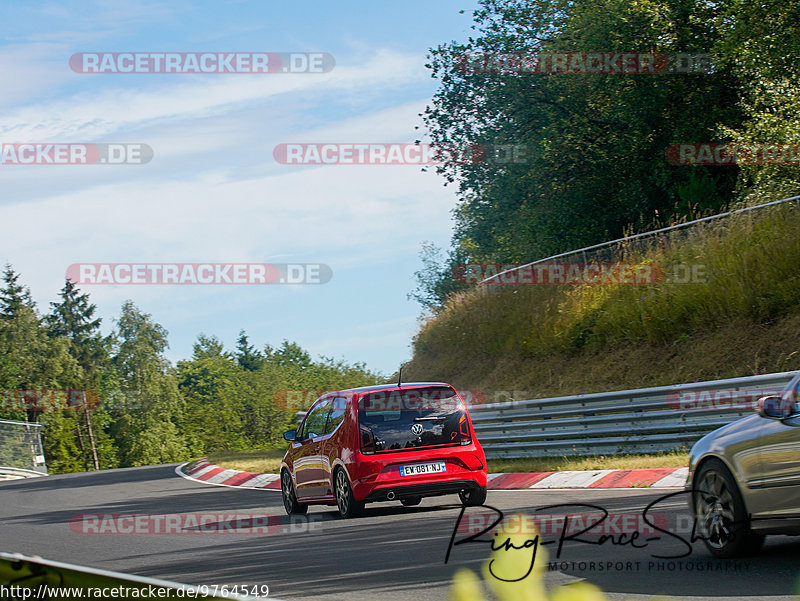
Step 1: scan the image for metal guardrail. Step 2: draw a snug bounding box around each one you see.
[468,371,796,458]
[0,419,47,473]
[0,467,47,481]
[480,194,800,284]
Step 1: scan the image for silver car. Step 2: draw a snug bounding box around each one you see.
[687,371,800,557]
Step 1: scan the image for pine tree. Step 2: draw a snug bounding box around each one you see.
[264,340,312,368]
[46,280,109,470]
[47,280,101,345]
[0,265,34,319]
[0,269,84,473]
[235,330,263,371]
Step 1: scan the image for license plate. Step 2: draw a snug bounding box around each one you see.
[399,461,446,477]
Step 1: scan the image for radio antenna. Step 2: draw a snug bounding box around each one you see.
[397,365,403,388]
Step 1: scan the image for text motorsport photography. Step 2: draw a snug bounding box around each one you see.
[446,498,753,577]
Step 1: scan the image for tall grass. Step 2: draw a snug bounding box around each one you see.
[413,205,800,361]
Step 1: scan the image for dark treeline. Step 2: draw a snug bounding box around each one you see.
[412,0,800,310]
[0,265,383,473]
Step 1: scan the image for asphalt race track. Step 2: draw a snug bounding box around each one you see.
[1,465,800,601]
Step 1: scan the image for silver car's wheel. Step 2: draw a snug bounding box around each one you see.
[334,468,363,518]
[281,470,307,515]
[694,459,763,557]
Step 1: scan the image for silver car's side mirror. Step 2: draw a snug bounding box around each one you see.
[755,395,792,419]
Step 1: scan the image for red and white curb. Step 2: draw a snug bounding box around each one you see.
[486,467,688,489]
[177,458,688,491]
[176,458,281,490]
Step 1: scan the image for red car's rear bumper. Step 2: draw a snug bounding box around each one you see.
[349,450,487,502]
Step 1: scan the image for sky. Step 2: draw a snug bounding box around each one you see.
[0,0,482,375]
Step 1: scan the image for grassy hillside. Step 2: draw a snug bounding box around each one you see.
[405,204,800,400]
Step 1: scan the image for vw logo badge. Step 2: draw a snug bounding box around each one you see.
[411,423,423,435]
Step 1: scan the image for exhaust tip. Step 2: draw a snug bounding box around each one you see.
[386,491,396,500]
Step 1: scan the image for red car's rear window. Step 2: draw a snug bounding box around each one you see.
[357,386,469,452]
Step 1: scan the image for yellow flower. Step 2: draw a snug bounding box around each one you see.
[449,514,621,601]
[550,582,607,601]
[451,568,486,601]
[448,514,679,600]
[482,528,548,601]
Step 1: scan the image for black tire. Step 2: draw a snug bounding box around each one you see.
[459,485,487,507]
[401,496,422,507]
[334,468,364,518]
[693,459,764,557]
[281,470,307,516]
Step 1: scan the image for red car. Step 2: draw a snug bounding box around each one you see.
[280,382,488,518]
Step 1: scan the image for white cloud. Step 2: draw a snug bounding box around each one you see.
[0,38,455,373]
[0,48,428,141]
[0,43,76,107]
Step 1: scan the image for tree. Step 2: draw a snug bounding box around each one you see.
[46,280,102,352]
[0,275,387,472]
[0,272,83,473]
[264,340,313,369]
[177,334,247,451]
[417,0,746,307]
[110,301,191,466]
[236,330,263,371]
[408,242,469,312]
[714,0,800,203]
[192,334,229,360]
[0,265,34,319]
[178,334,385,451]
[46,279,111,470]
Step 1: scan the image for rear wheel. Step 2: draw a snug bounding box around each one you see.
[401,496,421,507]
[693,459,764,557]
[459,485,487,507]
[334,468,364,518]
[281,470,307,516]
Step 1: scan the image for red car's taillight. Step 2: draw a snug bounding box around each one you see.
[459,414,471,445]
[360,425,376,454]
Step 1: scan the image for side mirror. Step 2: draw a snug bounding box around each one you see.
[283,429,297,442]
[756,396,792,419]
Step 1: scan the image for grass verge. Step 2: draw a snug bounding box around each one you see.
[206,449,285,474]
[206,449,688,475]
[486,450,688,474]
[405,205,800,396]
